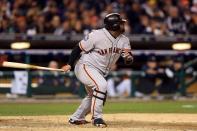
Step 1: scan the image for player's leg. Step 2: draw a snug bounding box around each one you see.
[73,63,107,127]
[82,64,108,127]
[69,63,94,124]
[69,86,92,123]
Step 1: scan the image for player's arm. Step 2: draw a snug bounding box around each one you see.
[61,44,82,72]
[122,38,133,65]
[61,32,95,72]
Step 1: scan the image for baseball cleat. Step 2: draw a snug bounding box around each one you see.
[68,118,89,125]
[92,118,107,128]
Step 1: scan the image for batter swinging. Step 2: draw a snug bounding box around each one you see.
[61,13,133,127]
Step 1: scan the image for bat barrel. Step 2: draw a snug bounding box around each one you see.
[2,61,65,72]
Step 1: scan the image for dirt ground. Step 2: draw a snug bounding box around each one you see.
[0,113,197,131]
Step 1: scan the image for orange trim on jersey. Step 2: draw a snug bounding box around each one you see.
[83,64,99,119]
[79,42,87,52]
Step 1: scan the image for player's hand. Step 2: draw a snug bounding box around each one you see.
[61,64,71,72]
[121,49,133,62]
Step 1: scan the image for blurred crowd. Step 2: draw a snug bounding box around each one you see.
[135,55,196,100]
[1,0,197,35]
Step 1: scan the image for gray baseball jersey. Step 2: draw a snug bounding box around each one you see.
[70,28,131,121]
[78,28,131,76]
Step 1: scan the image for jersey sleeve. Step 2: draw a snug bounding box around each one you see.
[79,32,95,52]
[123,37,131,50]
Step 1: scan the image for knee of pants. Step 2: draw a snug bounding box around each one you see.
[96,81,107,92]
[93,81,108,106]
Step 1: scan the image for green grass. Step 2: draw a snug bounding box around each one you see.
[0,101,197,116]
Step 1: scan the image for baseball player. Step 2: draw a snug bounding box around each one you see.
[61,13,133,127]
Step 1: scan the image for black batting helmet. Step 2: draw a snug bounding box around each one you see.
[104,13,126,31]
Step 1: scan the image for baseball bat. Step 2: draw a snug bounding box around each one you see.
[0,61,65,72]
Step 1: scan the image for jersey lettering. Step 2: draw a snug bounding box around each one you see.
[97,47,122,56]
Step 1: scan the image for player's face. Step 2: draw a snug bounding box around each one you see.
[119,22,125,33]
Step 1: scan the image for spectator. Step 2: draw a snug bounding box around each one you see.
[73,19,83,34]
[126,1,141,31]
[173,57,184,90]
[161,0,173,15]
[43,0,59,22]
[0,0,11,19]
[133,14,150,34]
[65,10,77,29]
[136,56,158,98]
[189,9,197,34]
[107,64,132,98]
[26,1,40,27]
[38,60,64,87]
[62,20,72,34]
[116,74,131,97]
[166,6,187,35]
[90,15,100,30]
[14,16,27,33]
[0,17,10,33]
[157,57,178,97]
[107,74,132,98]
[36,60,64,95]
[81,10,92,34]
[35,14,47,34]
[51,15,62,35]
